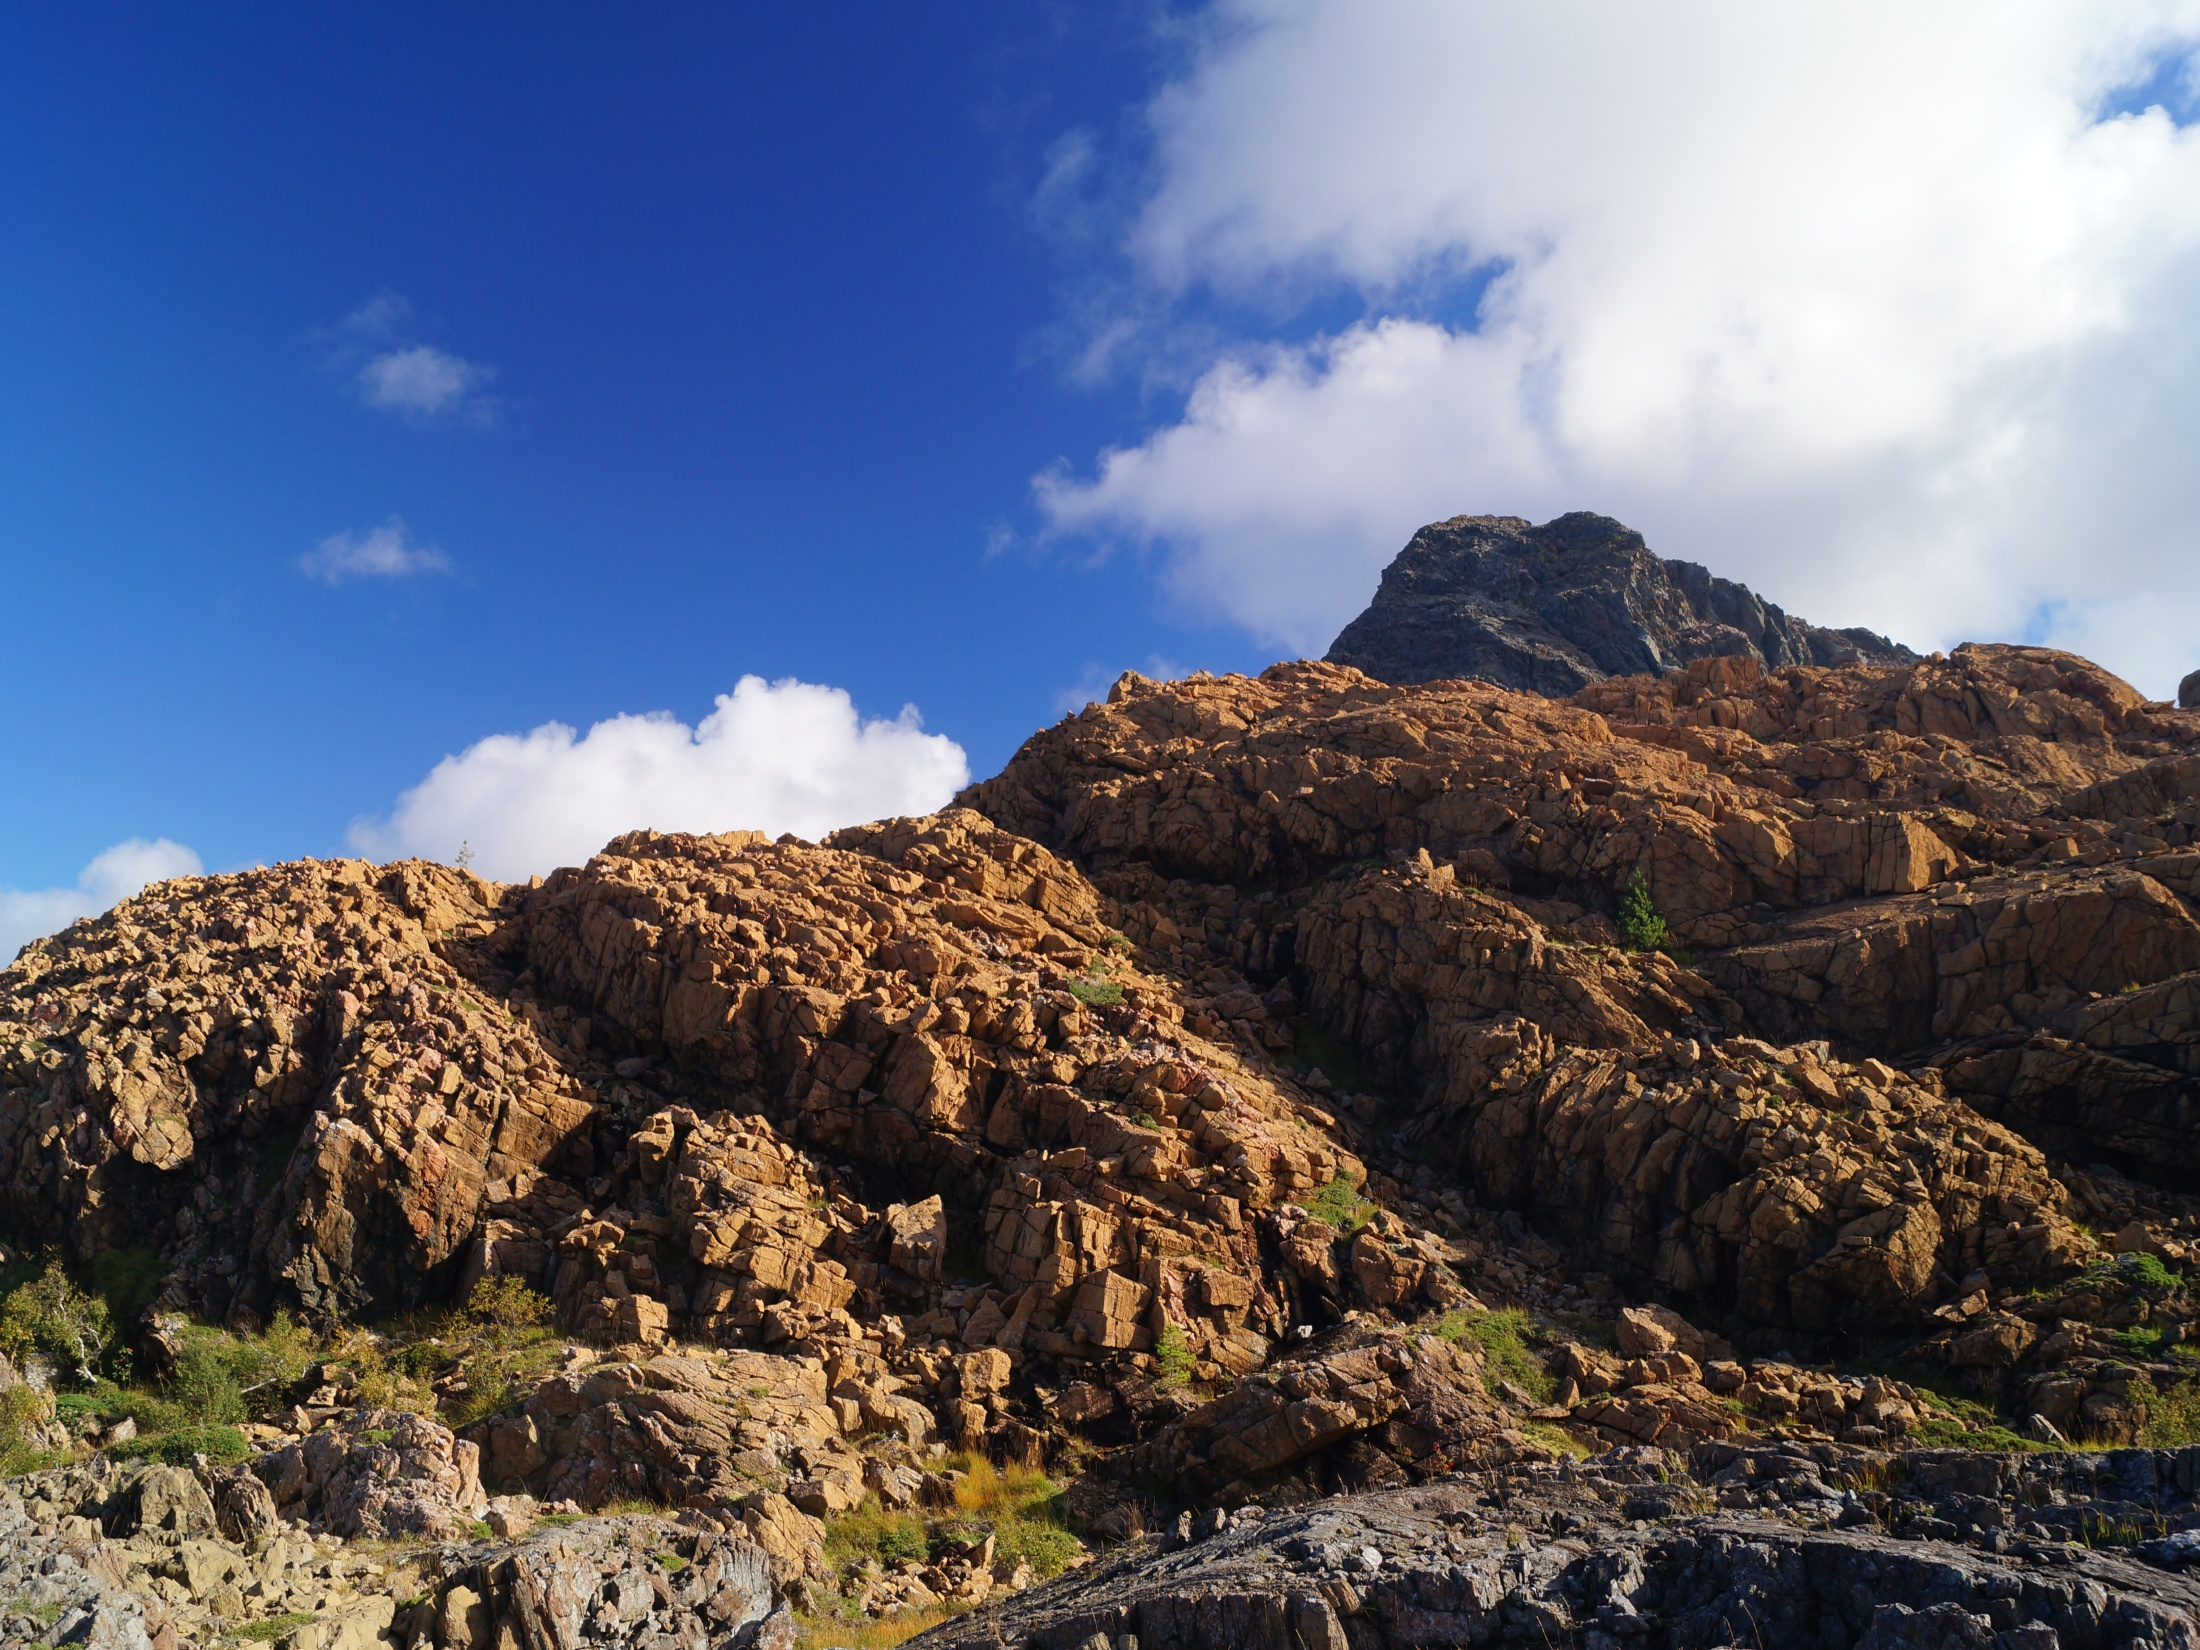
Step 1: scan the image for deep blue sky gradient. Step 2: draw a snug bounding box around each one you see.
[0,4,1289,887]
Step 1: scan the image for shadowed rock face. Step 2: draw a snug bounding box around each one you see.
[2183,669,2199,711]
[1325,511,1914,694]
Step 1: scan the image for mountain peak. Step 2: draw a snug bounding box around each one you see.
[1326,511,1914,693]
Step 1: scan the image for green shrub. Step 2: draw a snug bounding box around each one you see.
[1302,1175,1376,1233]
[1153,1324,1195,1389]
[468,1275,553,1340]
[166,1316,316,1424]
[1617,870,1668,953]
[0,1260,114,1383]
[2080,1251,2182,1294]
[439,1278,561,1428]
[2140,1379,2200,1447]
[1906,1414,2040,1452]
[824,1502,930,1569]
[1436,1308,1554,1402]
[111,1422,250,1465]
[1520,1419,1592,1460]
[169,1334,247,1424]
[1065,974,1122,1008]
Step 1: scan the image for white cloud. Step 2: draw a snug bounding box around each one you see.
[358,344,496,420]
[1038,1,2200,696]
[1,839,204,963]
[299,517,453,584]
[350,677,972,882]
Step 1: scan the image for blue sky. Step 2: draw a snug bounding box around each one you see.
[0,4,1270,895]
[6,3,2200,943]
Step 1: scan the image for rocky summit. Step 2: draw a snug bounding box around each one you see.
[1325,511,1915,694]
[7,638,2200,1648]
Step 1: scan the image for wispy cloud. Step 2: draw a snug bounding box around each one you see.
[358,345,494,419]
[1,838,203,962]
[328,290,500,425]
[299,517,453,584]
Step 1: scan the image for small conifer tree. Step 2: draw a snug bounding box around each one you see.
[1617,869,1668,953]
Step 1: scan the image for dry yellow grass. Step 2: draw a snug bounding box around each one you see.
[794,1601,966,1649]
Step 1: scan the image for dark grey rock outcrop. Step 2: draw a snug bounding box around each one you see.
[914,1448,2200,1650]
[2181,669,2199,711]
[1325,511,1914,693]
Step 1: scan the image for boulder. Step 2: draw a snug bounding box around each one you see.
[885,1195,948,1282]
[252,1409,486,1539]
[110,1466,218,1539]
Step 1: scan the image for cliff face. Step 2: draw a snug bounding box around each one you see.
[8,639,2200,1647]
[1324,511,1914,693]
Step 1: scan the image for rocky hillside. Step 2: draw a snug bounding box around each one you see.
[1325,512,1914,693]
[4,639,2200,1647]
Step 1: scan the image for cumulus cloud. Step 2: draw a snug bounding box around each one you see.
[350,677,972,882]
[1038,1,2200,695]
[1,839,204,962]
[299,517,453,584]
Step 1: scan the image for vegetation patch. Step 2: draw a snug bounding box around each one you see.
[795,1602,969,1650]
[2139,1379,2200,1447]
[0,1260,114,1383]
[958,1458,1081,1578]
[1302,1175,1377,1233]
[1520,1420,1591,1459]
[824,1502,929,1570]
[1896,1382,2048,1452]
[111,1423,252,1466]
[1153,1324,1195,1389]
[1436,1308,1554,1403]
[2077,1251,2182,1294]
[1617,870,1668,954]
[0,1385,65,1476]
[1065,972,1123,1008]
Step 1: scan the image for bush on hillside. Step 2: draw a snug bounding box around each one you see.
[0,1261,114,1384]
